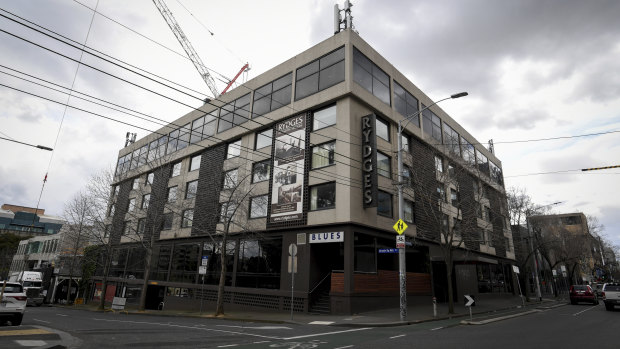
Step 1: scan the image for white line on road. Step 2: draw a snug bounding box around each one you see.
[33,319,51,324]
[216,325,292,330]
[308,321,334,325]
[253,341,271,344]
[217,345,238,348]
[390,334,405,339]
[56,314,68,317]
[283,327,372,340]
[334,346,354,349]
[430,327,443,331]
[573,306,598,316]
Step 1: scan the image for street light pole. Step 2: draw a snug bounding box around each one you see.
[396,92,468,321]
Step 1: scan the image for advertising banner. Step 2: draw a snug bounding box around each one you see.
[270,114,306,223]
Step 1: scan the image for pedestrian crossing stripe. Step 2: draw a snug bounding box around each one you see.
[393,219,408,235]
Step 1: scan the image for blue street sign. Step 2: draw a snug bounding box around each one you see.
[378,248,399,254]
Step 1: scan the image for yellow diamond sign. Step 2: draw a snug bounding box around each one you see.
[393,219,408,235]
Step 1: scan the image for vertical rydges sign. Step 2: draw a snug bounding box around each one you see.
[362,113,378,208]
[270,114,306,223]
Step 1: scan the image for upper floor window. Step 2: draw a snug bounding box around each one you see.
[490,161,504,186]
[142,194,150,209]
[312,105,337,130]
[167,123,190,155]
[253,73,292,117]
[461,137,476,166]
[435,155,444,174]
[162,212,173,230]
[376,117,390,142]
[128,198,136,211]
[400,133,410,152]
[311,141,335,169]
[227,140,241,159]
[132,178,139,190]
[249,195,268,218]
[191,110,217,144]
[171,162,181,177]
[353,47,390,106]
[377,151,391,178]
[218,93,251,133]
[182,209,194,228]
[422,107,442,143]
[394,81,419,126]
[476,150,489,176]
[295,47,345,101]
[167,186,177,203]
[443,123,460,157]
[190,154,202,172]
[404,200,415,223]
[252,160,270,183]
[185,180,198,199]
[377,190,393,217]
[309,182,336,211]
[255,129,273,150]
[223,169,238,189]
[145,172,154,186]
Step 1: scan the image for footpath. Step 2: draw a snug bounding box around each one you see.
[60,296,568,327]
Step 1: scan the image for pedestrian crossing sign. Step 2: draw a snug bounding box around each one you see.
[393,219,408,235]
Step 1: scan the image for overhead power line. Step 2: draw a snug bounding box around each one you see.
[0,136,53,151]
[582,165,620,172]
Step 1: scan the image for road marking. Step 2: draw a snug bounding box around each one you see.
[573,306,598,316]
[308,321,334,325]
[430,327,443,331]
[0,329,52,337]
[283,328,371,340]
[15,340,47,346]
[33,318,51,324]
[334,346,354,349]
[217,345,238,348]
[56,314,68,317]
[217,325,292,330]
[253,341,271,344]
[390,334,405,339]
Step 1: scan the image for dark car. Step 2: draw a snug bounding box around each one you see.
[570,285,599,305]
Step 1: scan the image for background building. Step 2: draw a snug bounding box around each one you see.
[0,204,63,237]
[96,29,515,314]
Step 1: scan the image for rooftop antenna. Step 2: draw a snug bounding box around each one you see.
[488,139,494,154]
[334,0,356,35]
[125,132,137,147]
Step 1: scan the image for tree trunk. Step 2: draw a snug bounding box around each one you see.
[138,232,156,311]
[97,251,112,311]
[215,232,229,316]
[446,258,455,314]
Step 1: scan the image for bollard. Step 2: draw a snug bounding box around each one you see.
[432,297,437,317]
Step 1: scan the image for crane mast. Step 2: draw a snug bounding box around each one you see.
[152,0,220,98]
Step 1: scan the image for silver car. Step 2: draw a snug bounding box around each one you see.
[0,282,27,326]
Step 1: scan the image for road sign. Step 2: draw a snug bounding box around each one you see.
[393,219,408,235]
[396,235,406,249]
[201,256,209,266]
[199,266,207,275]
[288,256,297,273]
[464,294,475,307]
[289,243,297,256]
[512,265,520,274]
[378,248,399,254]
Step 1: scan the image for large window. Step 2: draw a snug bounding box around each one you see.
[443,123,460,157]
[128,198,136,211]
[185,180,198,199]
[253,73,292,117]
[252,160,270,183]
[311,141,335,169]
[218,93,251,133]
[404,200,414,223]
[422,107,442,143]
[377,151,391,178]
[312,104,337,130]
[477,150,489,176]
[141,194,151,209]
[171,162,181,177]
[227,139,241,159]
[223,169,238,189]
[203,241,236,286]
[249,195,268,218]
[166,123,190,155]
[182,209,193,228]
[462,137,476,166]
[235,238,282,289]
[354,233,376,272]
[377,190,392,217]
[435,155,444,174]
[490,161,504,186]
[436,184,446,203]
[220,202,237,223]
[394,81,419,126]
[191,110,217,143]
[190,154,202,172]
[167,186,177,203]
[353,47,390,105]
[162,212,173,230]
[255,129,273,149]
[295,47,345,100]
[310,182,336,210]
[376,117,390,141]
[169,243,199,283]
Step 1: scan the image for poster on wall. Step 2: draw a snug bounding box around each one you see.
[270,114,306,223]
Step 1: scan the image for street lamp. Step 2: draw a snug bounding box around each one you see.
[525,201,562,301]
[396,92,468,321]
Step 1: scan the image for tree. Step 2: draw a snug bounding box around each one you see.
[403,143,507,314]
[0,233,29,280]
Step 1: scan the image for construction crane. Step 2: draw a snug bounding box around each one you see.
[152,0,247,99]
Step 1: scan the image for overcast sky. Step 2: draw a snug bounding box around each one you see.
[1,0,619,247]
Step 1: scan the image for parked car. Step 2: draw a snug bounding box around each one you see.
[569,285,599,305]
[602,283,620,311]
[591,283,604,297]
[0,281,27,326]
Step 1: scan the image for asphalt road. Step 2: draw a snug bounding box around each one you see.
[1,303,618,348]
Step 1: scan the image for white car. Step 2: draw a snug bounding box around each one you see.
[0,282,27,326]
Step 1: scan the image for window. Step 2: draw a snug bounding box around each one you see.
[394,81,419,126]
[217,93,251,133]
[171,162,181,177]
[137,218,145,235]
[477,150,489,176]
[146,173,154,186]
[255,129,272,149]
[354,233,376,272]
[404,199,414,223]
[311,141,335,169]
[312,104,337,130]
[167,186,177,203]
[185,180,198,199]
[253,73,292,117]
[435,156,444,174]
[461,137,476,166]
[377,190,392,217]
[377,151,391,178]
[236,238,282,289]
[182,209,193,228]
[376,118,389,141]
[400,133,410,152]
[422,107,442,143]
[167,123,190,154]
[162,212,173,230]
[220,202,237,223]
[252,160,270,183]
[227,140,241,159]
[453,218,462,239]
[128,198,136,211]
[190,154,202,171]
[450,188,459,207]
[402,165,412,185]
[132,178,139,190]
[295,46,345,100]
[353,47,390,105]
[123,221,132,236]
[249,195,268,218]
[142,194,151,209]
[310,182,336,210]
[108,204,115,217]
[443,123,460,156]
[191,110,217,143]
[223,169,238,189]
[437,184,446,203]
[490,161,504,186]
